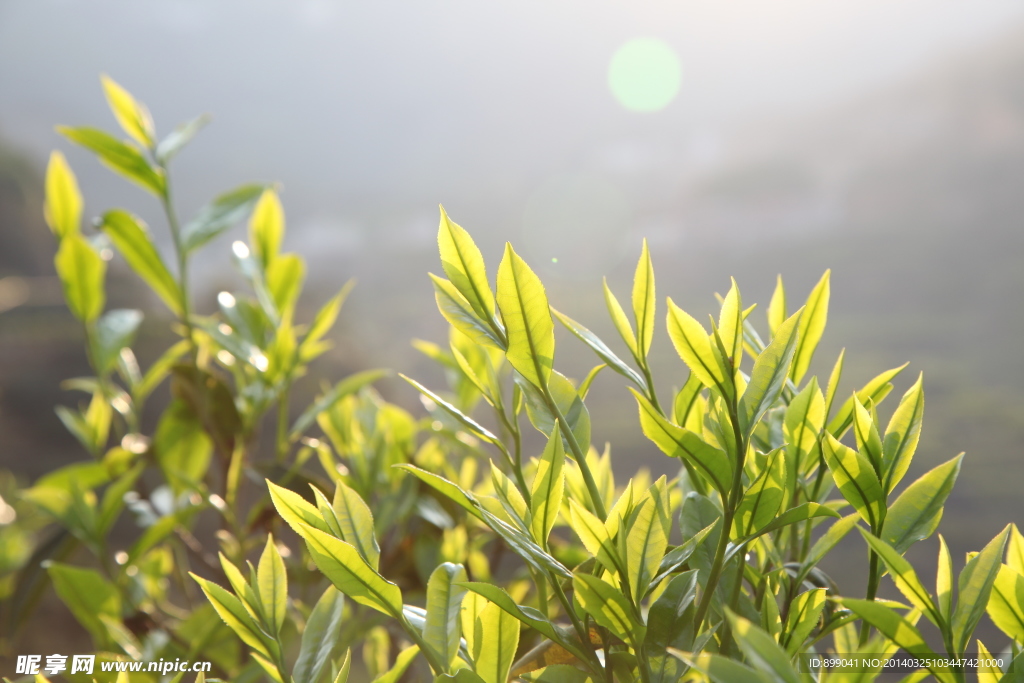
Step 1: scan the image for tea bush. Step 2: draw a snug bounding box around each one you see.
[4,78,1024,683]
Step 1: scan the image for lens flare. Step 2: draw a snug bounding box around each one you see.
[609,38,681,112]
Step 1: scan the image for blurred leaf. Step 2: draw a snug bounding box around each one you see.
[100,209,183,316]
[156,114,210,162]
[372,645,419,683]
[425,562,468,667]
[519,370,590,455]
[290,369,388,438]
[673,651,769,683]
[171,365,241,456]
[790,270,829,384]
[100,74,155,147]
[267,253,305,322]
[298,281,354,363]
[44,151,82,238]
[48,563,121,645]
[93,309,143,375]
[767,275,786,337]
[882,454,962,554]
[181,184,267,253]
[54,232,105,322]
[497,243,554,389]
[58,126,164,195]
[632,239,656,359]
[249,188,285,270]
[136,339,190,402]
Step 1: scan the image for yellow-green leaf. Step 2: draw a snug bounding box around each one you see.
[573,573,638,643]
[100,210,183,316]
[54,232,105,322]
[531,428,566,546]
[632,239,656,358]
[249,188,284,270]
[472,599,520,683]
[257,535,287,635]
[767,275,786,337]
[438,206,498,329]
[604,279,638,358]
[882,374,924,493]
[790,270,829,384]
[821,432,886,531]
[987,565,1024,642]
[497,244,554,388]
[717,278,743,366]
[100,74,155,147]
[666,298,730,398]
[44,151,82,238]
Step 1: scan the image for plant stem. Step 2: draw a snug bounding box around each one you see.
[858,546,881,645]
[275,384,290,463]
[398,611,448,676]
[158,171,197,362]
[542,390,607,520]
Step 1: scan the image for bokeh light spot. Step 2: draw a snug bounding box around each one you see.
[608,38,681,112]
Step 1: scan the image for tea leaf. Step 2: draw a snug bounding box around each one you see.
[425,563,468,667]
[822,433,886,531]
[552,308,646,390]
[257,535,287,635]
[859,530,941,626]
[531,428,566,546]
[182,183,267,253]
[882,374,924,493]
[573,573,638,643]
[632,239,656,359]
[882,454,962,554]
[438,207,498,331]
[666,298,731,400]
[726,611,800,683]
[44,151,82,238]
[100,74,155,148]
[497,243,554,389]
[739,308,802,434]
[58,126,165,195]
[292,587,345,683]
[54,232,105,322]
[952,525,1010,653]
[249,188,284,270]
[99,209,183,315]
[790,270,829,384]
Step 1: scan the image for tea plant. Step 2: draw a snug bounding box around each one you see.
[6,77,1024,683]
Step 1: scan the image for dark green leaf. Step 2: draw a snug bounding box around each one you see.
[181,184,267,253]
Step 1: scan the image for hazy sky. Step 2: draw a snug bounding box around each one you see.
[2,0,1024,261]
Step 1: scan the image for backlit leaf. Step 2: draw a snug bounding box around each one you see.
[44,151,82,238]
[497,243,554,389]
[100,210,183,315]
[54,232,105,322]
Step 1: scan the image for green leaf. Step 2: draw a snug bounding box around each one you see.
[666,298,731,399]
[673,372,704,428]
[182,183,267,253]
[782,588,825,655]
[372,645,419,683]
[797,513,859,584]
[568,498,621,574]
[54,232,105,322]
[431,274,505,350]
[267,479,334,536]
[458,582,587,661]
[744,502,840,542]
[572,573,638,643]
[400,374,505,449]
[604,278,638,358]
[293,588,345,683]
[155,114,209,162]
[329,480,381,569]
[435,670,488,683]
[952,525,1011,653]
[170,365,242,456]
[859,530,941,626]
[299,281,354,363]
[821,432,886,532]
[154,400,212,494]
[249,188,285,270]
[100,209,183,316]
[739,308,803,434]
[267,253,305,320]
[726,611,800,683]
[425,562,469,667]
[48,563,121,644]
[672,651,771,683]
[472,599,520,683]
[497,243,554,389]
[438,207,499,333]
[519,370,591,455]
[627,494,669,600]
[936,534,953,621]
[93,308,143,374]
[631,388,733,497]
[257,535,287,635]
[136,340,190,402]
[632,238,656,359]
[733,447,786,538]
[790,270,829,384]
[882,374,924,493]
[100,74,155,147]
[767,275,786,337]
[852,396,883,476]
[531,428,566,546]
[827,363,908,437]
[783,378,824,492]
[1007,524,1024,576]
[191,573,272,658]
[291,369,389,438]
[552,308,646,390]
[718,278,743,366]
[823,347,845,419]
[645,571,698,683]
[840,599,951,680]
[882,454,962,554]
[987,565,1024,642]
[44,151,82,238]
[395,465,484,522]
[655,521,717,585]
[58,126,165,194]
[298,523,404,617]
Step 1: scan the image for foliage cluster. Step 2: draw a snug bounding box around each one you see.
[4,79,1024,683]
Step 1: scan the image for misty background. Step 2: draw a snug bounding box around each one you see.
[2,0,1024,655]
